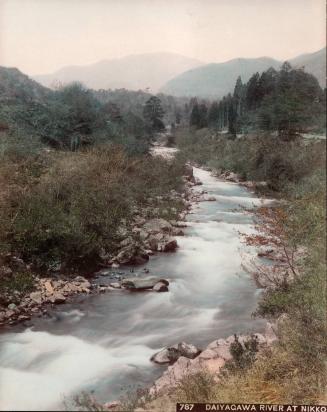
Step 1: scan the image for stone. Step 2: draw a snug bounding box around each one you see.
[172,228,184,236]
[159,237,178,252]
[151,341,200,365]
[7,303,17,311]
[177,342,201,359]
[103,401,122,410]
[153,281,169,292]
[18,315,31,321]
[5,310,15,318]
[146,233,164,251]
[210,344,232,360]
[109,282,121,289]
[80,280,91,289]
[44,280,54,294]
[29,291,42,305]
[150,348,172,364]
[122,277,169,291]
[143,218,172,235]
[198,348,218,360]
[49,293,66,304]
[115,244,149,265]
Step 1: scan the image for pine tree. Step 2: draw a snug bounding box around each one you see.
[198,103,208,128]
[190,100,201,127]
[143,96,165,132]
[208,101,219,129]
[233,76,244,116]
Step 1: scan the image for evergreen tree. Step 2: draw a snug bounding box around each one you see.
[233,76,244,116]
[190,99,201,127]
[245,72,260,110]
[208,101,219,129]
[143,96,165,132]
[198,103,208,128]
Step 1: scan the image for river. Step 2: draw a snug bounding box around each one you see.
[0,167,269,411]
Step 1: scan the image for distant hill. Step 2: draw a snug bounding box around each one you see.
[289,47,326,87]
[33,53,203,92]
[161,48,326,98]
[161,57,281,98]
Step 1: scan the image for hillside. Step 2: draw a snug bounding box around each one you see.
[290,47,326,87]
[33,53,203,92]
[161,48,326,98]
[0,66,51,103]
[161,57,281,98]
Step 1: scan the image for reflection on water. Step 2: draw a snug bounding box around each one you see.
[0,167,267,411]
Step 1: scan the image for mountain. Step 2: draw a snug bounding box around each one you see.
[33,53,203,92]
[161,48,326,98]
[0,66,51,103]
[289,47,326,87]
[160,57,281,98]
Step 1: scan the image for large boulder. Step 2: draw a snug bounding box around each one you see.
[143,218,172,235]
[146,233,164,251]
[151,342,201,365]
[158,237,178,252]
[151,348,174,364]
[153,281,169,292]
[178,342,201,359]
[49,292,66,304]
[114,244,149,265]
[121,277,169,291]
[29,291,42,305]
[145,234,178,253]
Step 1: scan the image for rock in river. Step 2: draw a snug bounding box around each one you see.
[151,342,201,365]
[121,277,169,291]
[153,281,169,292]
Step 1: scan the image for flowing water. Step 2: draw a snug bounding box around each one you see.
[0,167,271,411]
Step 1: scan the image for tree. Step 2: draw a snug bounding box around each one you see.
[233,76,244,116]
[198,103,208,128]
[143,96,165,133]
[227,95,237,137]
[190,99,201,127]
[245,72,260,110]
[208,101,219,129]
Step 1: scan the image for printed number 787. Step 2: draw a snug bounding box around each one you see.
[179,404,194,411]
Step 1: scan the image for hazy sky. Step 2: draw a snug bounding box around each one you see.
[0,0,325,75]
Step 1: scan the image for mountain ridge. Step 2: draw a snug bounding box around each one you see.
[32,52,204,92]
[161,48,326,98]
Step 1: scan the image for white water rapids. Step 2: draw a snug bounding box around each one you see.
[0,167,273,411]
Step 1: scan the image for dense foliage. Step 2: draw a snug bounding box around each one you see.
[0,66,190,155]
[189,63,326,138]
[0,145,185,273]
